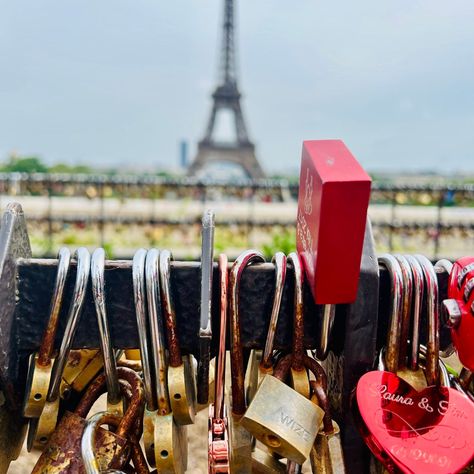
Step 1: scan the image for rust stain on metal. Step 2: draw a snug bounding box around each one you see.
[162,288,182,368]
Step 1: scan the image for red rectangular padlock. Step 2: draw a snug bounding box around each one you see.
[296,140,371,305]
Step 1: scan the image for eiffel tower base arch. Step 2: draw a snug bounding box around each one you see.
[187,144,265,179]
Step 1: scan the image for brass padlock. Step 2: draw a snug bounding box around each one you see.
[23,247,71,418]
[251,445,286,473]
[32,366,144,473]
[138,248,188,472]
[91,248,123,415]
[159,249,197,426]
[28,247,91,451]
[309,379,346,474]
[241,353,323,465]
[228,250,266,473]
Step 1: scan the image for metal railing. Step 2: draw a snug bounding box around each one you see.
[0,173,473,258]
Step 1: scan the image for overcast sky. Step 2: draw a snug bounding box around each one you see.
[1,1,473,173]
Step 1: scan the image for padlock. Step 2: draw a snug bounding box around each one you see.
[208,254,230,474]
[28,247,91,451]
[91,248,123,415]
[23,247,71,418]
[258,252,287,381]
[159,249,197,425]
[251,445,286,473]
[139,248,188,472]
[81,411,127,474]
[442,257,474,371]
[62,349,104,395]
[353,254,474,474]
[287,252,310,399]
[241,353,323,465]
[228,250,265,473]
[32,366,144,473]
[309,379,346,474]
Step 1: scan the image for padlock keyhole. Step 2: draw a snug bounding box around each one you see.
[34,393,42,401]
[174,393,182,400]
[160,450,169,458]
[265,435,281,448]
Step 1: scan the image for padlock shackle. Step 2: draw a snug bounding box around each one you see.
[37,247,71,366]
[159,249,183,368]
[273,353,292,380]
[303,355,328,393]
[145,248,171,415]
[261,252,286,371]
[309,380,333,435]
[405,255,424,370]
[214,254,228,420]
[81,411,123,474]
[393,255,413,369]
[415,255,440,386]
[49,247,91,402]
[133,248,156,411]
[75,367,144,439]
[288,252,305,372]
[379,254,403,374]
[229,249,265,416]
[91,248,121,406]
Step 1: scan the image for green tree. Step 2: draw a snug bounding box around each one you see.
[1,155,48,173]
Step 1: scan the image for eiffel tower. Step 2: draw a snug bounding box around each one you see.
[187,0,265,179]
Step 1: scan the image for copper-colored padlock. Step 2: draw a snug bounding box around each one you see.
[23,247,71,419]
[228,250,266,473]
[208,254,230,474]
[159,249,197,426]
[32,367,144,473]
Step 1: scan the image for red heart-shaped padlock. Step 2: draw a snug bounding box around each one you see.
[446,258,474,371]
[355,370,474,473]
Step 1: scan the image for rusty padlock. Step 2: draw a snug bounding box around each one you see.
[208,254,230,474]
[159,249,197,425]
[91,248,123,415]
[137,248,188,472]
[32,366,144,473]
[23,247,71,418]
[228,250,266,473]
[28,247,91,451]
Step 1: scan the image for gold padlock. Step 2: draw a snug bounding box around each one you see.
[159,249,197,426]
[28,248,91,451]
[241,354,323,465]
[136,248,188,472]
[23,247,71,419]
[251,444,286,473]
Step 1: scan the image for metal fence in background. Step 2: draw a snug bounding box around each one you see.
[0,173,473,258]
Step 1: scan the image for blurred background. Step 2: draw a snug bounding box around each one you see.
[0,0,473,259]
